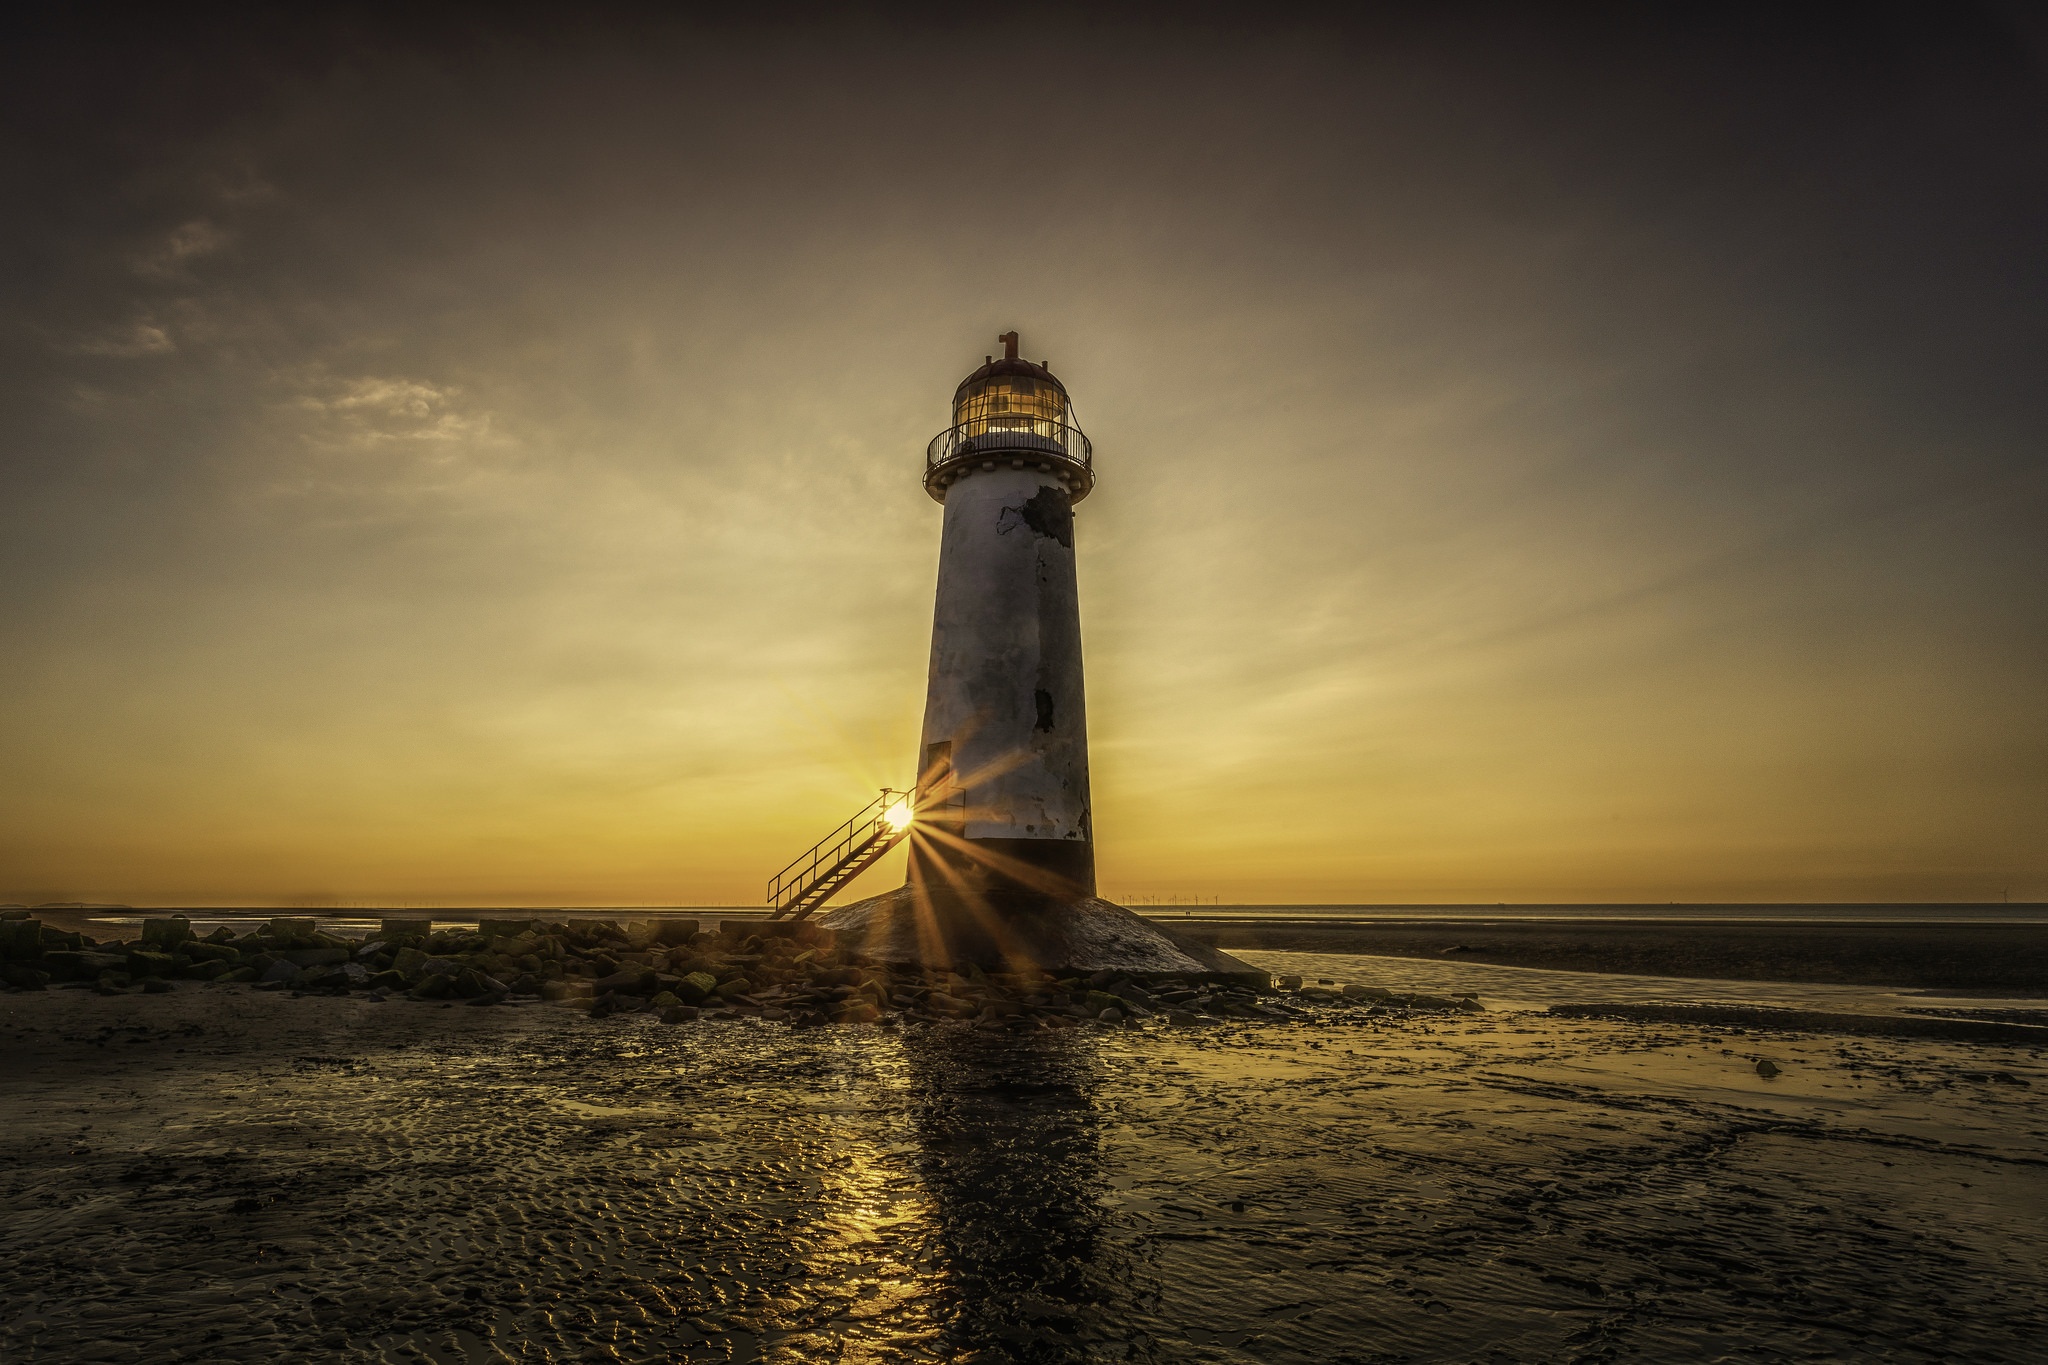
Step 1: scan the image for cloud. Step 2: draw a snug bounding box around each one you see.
[133,218,231,277]
[291,375,500,446]
[66,319,175,357]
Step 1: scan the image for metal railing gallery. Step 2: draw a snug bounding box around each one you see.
[925,416,1093,480]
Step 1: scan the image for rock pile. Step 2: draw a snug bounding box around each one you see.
[0,911,1483,1027]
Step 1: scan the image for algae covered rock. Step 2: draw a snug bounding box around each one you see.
[0,918,42,960]
[28,910,1466,1037]
[140,917,193,949]
[411,974,454,1000]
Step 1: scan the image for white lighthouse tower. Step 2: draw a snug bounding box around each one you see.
[782,331,1256,980]
[909,330,1097,918]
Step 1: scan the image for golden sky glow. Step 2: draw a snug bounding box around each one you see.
[2,12,2044,905]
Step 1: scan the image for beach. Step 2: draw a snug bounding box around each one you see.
[4,949,2045,1363]
[9,5,2045,1360]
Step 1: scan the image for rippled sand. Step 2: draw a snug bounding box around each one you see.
[3,974,2045,1363]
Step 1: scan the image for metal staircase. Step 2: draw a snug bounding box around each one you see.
[766,789,915,922]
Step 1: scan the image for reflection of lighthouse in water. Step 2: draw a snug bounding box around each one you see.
[909,331,1097,918]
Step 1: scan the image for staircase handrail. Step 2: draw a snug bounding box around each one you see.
[766,788,904,912]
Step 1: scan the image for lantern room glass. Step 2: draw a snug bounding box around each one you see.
[953,373,1068,439]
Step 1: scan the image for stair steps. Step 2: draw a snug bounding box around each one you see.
[766,789,913,922]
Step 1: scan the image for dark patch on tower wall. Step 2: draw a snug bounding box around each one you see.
[1022,485,1074,547]
[1034,688,1056,732]
[996,485,1074,548]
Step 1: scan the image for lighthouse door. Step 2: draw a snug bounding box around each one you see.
[920,741,965,834]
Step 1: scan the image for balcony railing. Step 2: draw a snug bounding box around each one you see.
[924,417,1094,501]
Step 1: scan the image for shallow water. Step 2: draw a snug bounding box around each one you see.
[3,987,2046,1363]
[1240,948,2048,1020]
[65,902,2048,942]
[1151,903,2048,925]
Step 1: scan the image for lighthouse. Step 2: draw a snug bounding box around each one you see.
[798,331,1258,981]
[908,330,1096,918]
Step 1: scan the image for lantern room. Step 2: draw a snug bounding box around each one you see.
[924,331,1094,503]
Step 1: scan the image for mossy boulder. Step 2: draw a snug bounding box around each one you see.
[478,918,536,938]
[0,919,42,960]
[675,971,718,1004]
[140,917,193,948]
[126,950,178,979]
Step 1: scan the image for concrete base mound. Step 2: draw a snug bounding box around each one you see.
[818,885,1267,986]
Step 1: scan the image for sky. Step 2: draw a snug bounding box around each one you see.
[2,4,2044,907]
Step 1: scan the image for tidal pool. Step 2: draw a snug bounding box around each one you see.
[2,967,2044,1363]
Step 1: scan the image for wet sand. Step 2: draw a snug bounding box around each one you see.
[4,967,2047,1363]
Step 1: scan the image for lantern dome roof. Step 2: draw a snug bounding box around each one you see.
[952,331,1067,403]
